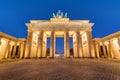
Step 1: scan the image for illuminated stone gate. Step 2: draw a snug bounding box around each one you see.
[24,10,95,58]
[0,10,120,59]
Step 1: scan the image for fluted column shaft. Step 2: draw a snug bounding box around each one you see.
[86,30,93,58]
[64,31,70,58]
[50,31,55,58]
[73,31,79,58]
[37,31,43,58]
[12,42,17,58]
[95,42,100,58]
[25,31,33,58]
[4,40,10,59]
[106,43,111,58]
[102,42,107,58]
[20,43,25,59]
[109,41,114,58]
[79,33,83,58]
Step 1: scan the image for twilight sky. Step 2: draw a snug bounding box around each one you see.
[0,0,120,53]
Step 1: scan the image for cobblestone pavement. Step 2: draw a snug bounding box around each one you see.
[0,59,120,80]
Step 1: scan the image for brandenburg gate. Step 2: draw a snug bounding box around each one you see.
[24,10,95,58]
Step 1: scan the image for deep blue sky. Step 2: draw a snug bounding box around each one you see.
[0,0,120,53]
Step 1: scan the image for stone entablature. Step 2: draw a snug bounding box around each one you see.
[26,11,94,31]
[26,19,94,31]
[0,32,17,41]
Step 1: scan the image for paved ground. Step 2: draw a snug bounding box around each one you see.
[0,59,120,80]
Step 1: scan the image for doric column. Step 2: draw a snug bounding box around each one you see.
[37,31,43,58]
[8,44,13,58]
[79,33,83,58]
[94,42,100,58]
[19,43,22,58]
[19,43,23,58]
[50,31,55,58]
[102,42,107,58]
[106,43,111,58]
[41,32,47,58]
[109,40,114,58]
[93,41,96,58]
[86,30,93,58]
[64,31,70,58]
[22,42,26,58]
[73,31,79,58]
[54,36,56,57]
[25,30,33,58]
[4,40,10,59]
[98,42,102,58]
[20,43,25,59]
[7,41,11,58]
[7,42,11,58]
[12,42,17,58]
[17,44,21,58]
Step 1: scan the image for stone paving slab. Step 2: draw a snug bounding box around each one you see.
[0,59,119,80]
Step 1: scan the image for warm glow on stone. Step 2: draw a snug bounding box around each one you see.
[0,10,120,59]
